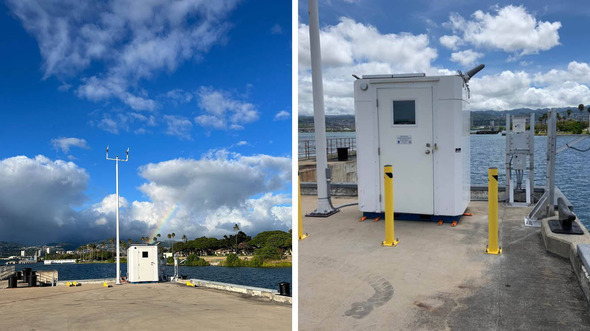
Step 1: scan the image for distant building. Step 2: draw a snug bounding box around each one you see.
[20,250,25,257]
[214,248,233,256]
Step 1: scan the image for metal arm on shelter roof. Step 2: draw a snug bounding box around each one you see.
[106,146,129,285]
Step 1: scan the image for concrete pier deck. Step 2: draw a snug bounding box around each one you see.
[299,196,590,330]
[0,282,290,330]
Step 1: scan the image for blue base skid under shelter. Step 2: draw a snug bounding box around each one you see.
[362,212,463,223]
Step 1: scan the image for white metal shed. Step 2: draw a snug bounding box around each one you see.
[127,244,159,283]
[354,68,483,220]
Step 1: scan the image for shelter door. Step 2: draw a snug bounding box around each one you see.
[377,87,434,214]
[138,250,152,280]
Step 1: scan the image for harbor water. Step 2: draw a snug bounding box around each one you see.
[12,263,291,290]
[300,131,590,229]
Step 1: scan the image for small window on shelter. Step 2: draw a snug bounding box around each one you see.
[393,100,416,125]
[142,251,148,258]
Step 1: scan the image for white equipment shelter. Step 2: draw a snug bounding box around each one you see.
[127,244,159,283]
[354,66,484,220]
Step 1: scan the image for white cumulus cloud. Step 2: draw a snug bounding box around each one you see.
[163,115,193,140]
[7,0,240,111]
[298,18,439,115]
[470,61,590,110]
[274,110,290,120]
[195,87,259,130]
[450,49,483,66]
[0,151,292,244]
[51,137,90,153]
[447,5,561,56]
[439,35,463,50]
[0,155,89,244]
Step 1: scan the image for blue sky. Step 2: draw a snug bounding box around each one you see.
[0,0,292,245]
[298,0,590,114]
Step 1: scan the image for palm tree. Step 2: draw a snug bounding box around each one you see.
[153,237,158,243]
[182,234,187,242]
[233,223,240,251]
[77,246,84,260]
[567,109,572,119]
[128,239,132,247]
[171,233,176,241]
[88,244,96,261]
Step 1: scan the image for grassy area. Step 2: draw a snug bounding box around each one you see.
[262,260,292,267]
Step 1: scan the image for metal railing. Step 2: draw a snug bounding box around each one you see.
[299,138,356,160]
[0,265,15,280]
[37,270,58,286]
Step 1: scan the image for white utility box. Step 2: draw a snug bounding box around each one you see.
[354,71,478,220]
[127,244,159,283]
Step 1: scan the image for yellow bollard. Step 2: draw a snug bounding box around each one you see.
[486,167,502,255]
[382,165,399,247]
[298,174,308,240]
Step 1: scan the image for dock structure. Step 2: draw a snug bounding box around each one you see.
[299,195,590,330]
[0,282,290,330]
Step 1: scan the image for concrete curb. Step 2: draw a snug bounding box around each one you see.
[181,278,292,304]
[56,278,116,286]
[540,217,590,306]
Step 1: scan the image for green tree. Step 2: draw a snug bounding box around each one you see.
[249,231,291,249]
[254,245,282,261]
[185,254,209,266]
[182,234,187,242]
[224,253,242,267]
[248,256,264,267]
[567,109,572,119]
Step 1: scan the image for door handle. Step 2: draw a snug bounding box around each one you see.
[425,150,431,155]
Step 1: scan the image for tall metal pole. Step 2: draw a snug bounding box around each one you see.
[115,156,120,285]
[107,146,129,285]
[546,110,556,217]
[307,0,337,216]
